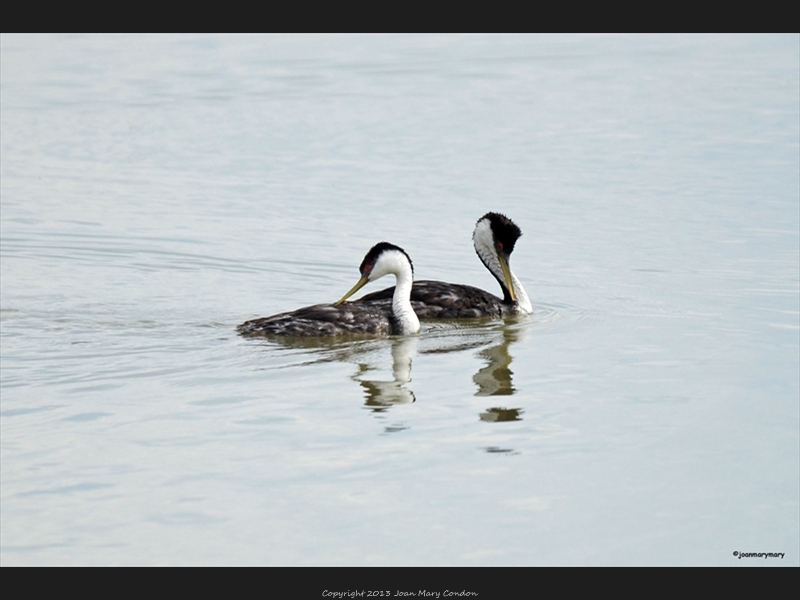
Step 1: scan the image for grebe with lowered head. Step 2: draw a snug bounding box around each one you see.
[237,242,420,337]
[357,212,532,318]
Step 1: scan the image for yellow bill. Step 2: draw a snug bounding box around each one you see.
[335,275,370,305]
[498,254,517,303]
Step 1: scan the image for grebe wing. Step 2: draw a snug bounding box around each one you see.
[238,302,397,337]
[357,280,505,319]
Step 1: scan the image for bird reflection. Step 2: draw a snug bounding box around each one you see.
[355,336,418,411]
[470,324,525,431]
[242,314,535,433]
[482,445,519,455]
[472,324,521,397]
[479,407,523,422]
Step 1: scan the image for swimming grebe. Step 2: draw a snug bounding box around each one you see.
[237,242,420,337]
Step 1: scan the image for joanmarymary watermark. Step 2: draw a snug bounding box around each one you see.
[733,551,784,560]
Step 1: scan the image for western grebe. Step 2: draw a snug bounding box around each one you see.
[237,242,420,337]
[357,212,532,318]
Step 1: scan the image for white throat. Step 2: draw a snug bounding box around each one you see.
[508,272,532,314]
[372,251,420,334]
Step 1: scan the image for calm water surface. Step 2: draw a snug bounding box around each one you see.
[1,34,798,566]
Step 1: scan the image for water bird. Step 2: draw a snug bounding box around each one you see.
[357,212,532,318]
[237,242,420,337]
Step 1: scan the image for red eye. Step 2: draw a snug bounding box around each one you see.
[364,264,371,272]
[496,242,503,251]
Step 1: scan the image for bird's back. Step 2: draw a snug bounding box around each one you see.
[237,302,398,337]
[357,280,506,319]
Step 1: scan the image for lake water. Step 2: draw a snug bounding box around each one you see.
[1,34,798,566]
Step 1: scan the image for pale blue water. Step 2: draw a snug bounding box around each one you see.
[1,34,798,566]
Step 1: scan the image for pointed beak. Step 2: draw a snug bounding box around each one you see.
[498,253,517,303]
[334,275,370,305]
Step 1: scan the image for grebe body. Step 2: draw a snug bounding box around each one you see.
[238,242,419,337]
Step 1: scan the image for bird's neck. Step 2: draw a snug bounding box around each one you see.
[477,246,532,315]
[508,271,532,314]
[392,265,420,334]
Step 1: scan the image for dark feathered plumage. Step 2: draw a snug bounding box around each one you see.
[238,302,401,336]
[356,280,507,319]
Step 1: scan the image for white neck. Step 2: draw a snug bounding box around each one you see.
[509,272,532,314]
[373,250,420,334]
[391,260,420,334]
